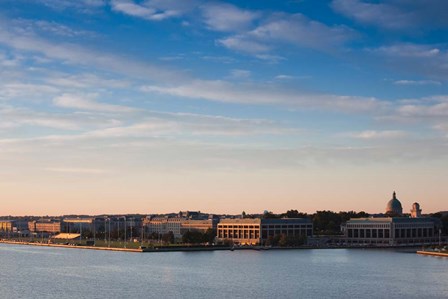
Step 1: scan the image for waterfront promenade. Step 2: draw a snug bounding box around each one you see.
[417,250,448,257]
[1,239,442,254]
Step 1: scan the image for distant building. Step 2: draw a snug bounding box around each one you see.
[180,219,218,235]
[0,220,14,232]
[29,219,62,234]
[144,216,185,239]
[410,202,422,218]
[342,193,441,246]
[144,211,206,239]
[217,218,313,245]
[0,220,29,232]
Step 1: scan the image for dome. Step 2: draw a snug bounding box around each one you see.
[412,202,420,210]
[386,191,403,215]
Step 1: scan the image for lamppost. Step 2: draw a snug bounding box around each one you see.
[104,217,107,246]
[108,218,111,248]
[93,219,96,246]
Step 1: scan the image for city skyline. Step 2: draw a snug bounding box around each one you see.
[1,1,448,215]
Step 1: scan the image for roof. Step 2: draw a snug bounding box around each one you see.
[51,233,81,239]
[218,218,311,224]
[261,218,312,224]
[346,217,439,224]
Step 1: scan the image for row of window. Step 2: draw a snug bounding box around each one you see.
[347,228,436,238]
[218,224,311,229]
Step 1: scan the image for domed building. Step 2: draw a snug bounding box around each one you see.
[386,191,403,216]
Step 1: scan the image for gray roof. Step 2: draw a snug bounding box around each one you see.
[346,217,439,224]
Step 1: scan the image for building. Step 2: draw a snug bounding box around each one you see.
[29,219,62,234]
[144,216,185,239]
[180,219,218,235]
[0,220,14,232]
[0,219,29,232]
[342,193,441,246]
[411,202,422,218]
[63,217,98,233]
[342,217,440,245]
[144,211,206,239]
[217,218,313,245]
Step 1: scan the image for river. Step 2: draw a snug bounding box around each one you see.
[0,244,446,298]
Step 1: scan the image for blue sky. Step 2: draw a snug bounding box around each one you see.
[1,0,448,215]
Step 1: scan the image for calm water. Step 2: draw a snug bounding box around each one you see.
[0,244,447,299]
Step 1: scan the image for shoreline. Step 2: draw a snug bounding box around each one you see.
[0,240,431,253]
[416,250,448,257]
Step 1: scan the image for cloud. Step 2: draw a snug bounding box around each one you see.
[374,44,441,58]
[398,101,448,118]
[0,105,123,131]
[44,167,107,174]
[0,17,184,83]
[27,20,97,37]
[53,94,138,113]
[33,0,105,12]
[332,0,414,29]
[218,36,270,54]
[347,130,408,140]
[218,13,356,55]
[0,82,59,101]
[393,80,441,86]
[332,0,448,30]
[141,79,384,113]
[368,44,448,79]
[201,2,260,32]
[229,69,251,79]
[111,0,195,21]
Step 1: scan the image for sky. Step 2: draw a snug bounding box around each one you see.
[1,0,448,216]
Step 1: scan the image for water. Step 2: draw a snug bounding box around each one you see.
[0,244,447,299]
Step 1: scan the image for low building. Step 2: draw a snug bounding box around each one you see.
[342,193,441,246]
[180,219,218,235]
[342,217,440,246]
[144,216,185,239]
[217,218,313,245]
[0,220,14,232]
[144,212,206,239]
[29,220,62,234]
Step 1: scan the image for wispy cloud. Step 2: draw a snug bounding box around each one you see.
[229,69,251,79]
[45,167,108,174]
[367,43,448,79]
[201,2,260,32]
[218,12,356,55]
[111,0,195,21]
[33,0,106,12]
[332,0,448,30]
[53,93,138,113]
[332,0,414,30]
[393,79,441,86]
[141,80,384,113]
[346,130,408,140]
[0,17,184,83]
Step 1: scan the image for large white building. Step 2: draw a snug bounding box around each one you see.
[217,218,313,245]
[342,192,441,246]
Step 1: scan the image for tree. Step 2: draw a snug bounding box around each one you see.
[282,210,308,219]
[182,231,204,244]
[204,228,216,244]
[262,211,280,219]
[162,231,174,244]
